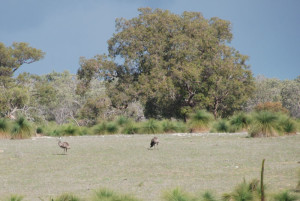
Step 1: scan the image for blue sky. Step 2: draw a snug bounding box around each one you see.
[1,0,299,80]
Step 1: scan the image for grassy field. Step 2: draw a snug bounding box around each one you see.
[0,133,299,201]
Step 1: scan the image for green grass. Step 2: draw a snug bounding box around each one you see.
[0,134,299,201]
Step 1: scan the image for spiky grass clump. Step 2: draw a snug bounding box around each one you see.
[53,193,82,201]
[92,188,141,201]
[162,187,195,201]
[11,117,32,139]
[93,122,107,135]
[278,115,297,135]
[198,191,218,201]
[122,122,140,134]
[273,191,298,201]
[249,111,279,137]
[60,124,80,136]
[3,195,24,201]
[106,122,119,134]
[116,116,130,126]
[78,126,91,136]
[142,119,161,134]
[222,179,261,201]
[188,110,214,132]
[0,118,10,138]
[211,119,230,133]
[161,119,178,133]
[229,113,251,132]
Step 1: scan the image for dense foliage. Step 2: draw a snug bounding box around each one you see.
[77,8,254,119]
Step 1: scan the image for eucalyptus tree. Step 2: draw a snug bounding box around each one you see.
[77,8,254,119]
[0,42,45,118]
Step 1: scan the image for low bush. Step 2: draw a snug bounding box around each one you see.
[162,187,195,201]
[93,122,107,135]
[249,111,279,137]
[278,114,297,135]
[211,119,230,133]
[106,122,119,134]
[115,116,130,126]
[11,117,33,139]
[92,188,141,201]
[53,193,82,201]
[229,113,251,132]
[222,179,261,201]
[273,191,298,201]
[142,119,161,134]
[122,122,140,134]
[161,119,178,133]
[188,110,214,132]
[0,118,10,138]
[60,124,80,136]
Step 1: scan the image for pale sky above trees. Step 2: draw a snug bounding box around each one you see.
[1,0,299,80]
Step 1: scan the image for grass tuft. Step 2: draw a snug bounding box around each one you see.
[188,110,214,132]
[53,193,82,201]
[11,117,32,139]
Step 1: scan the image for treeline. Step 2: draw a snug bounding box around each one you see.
[0,8,300,135]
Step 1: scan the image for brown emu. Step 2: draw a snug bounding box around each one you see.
[58,137,70,153]
[150,137,159,149]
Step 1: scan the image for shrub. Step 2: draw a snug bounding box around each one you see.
[188,110,214,132]
[198,191,218,201]
[122,122,140,134]
[92,188,141,201]
[174,121,188,133]
[249,111,279,137]
[273,191,298,201]
[161,119,178,133]
[116,116,130,126]
[278,115,297,135]
[53,193,82,201]
[229,113,251,132]
[0,118,9,132]
[94,122,107,135]
[222,179,260,201]
[60,124,80,136]
[0,118,10,138]
[162,187,195,201]
[36,127,43,134]
[142,119,161,134]
[211,119,230,133]
[106,122,119,134]
[11,117,33,139]
[254,102,289,114]
[78,126,91,136]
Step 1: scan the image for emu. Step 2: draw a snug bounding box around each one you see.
[58,137,70,154]
[150,137,159,149]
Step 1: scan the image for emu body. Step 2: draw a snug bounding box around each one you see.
[150,137,159,149]
[58,137,70,153]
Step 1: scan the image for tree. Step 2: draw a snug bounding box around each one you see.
[77,8,254,119]
[281,78,300,118]
[0,42,45,75]
[0,42,45,118]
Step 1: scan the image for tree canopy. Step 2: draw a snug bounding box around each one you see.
[77,8,254,119]
[0,42,45,118]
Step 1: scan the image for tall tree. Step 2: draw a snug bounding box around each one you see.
[0,42,45,118]
[77,8,254,119]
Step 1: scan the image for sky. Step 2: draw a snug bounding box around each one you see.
[1,0,300,80]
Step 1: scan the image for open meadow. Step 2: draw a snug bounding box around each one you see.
[0,133,299,201]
